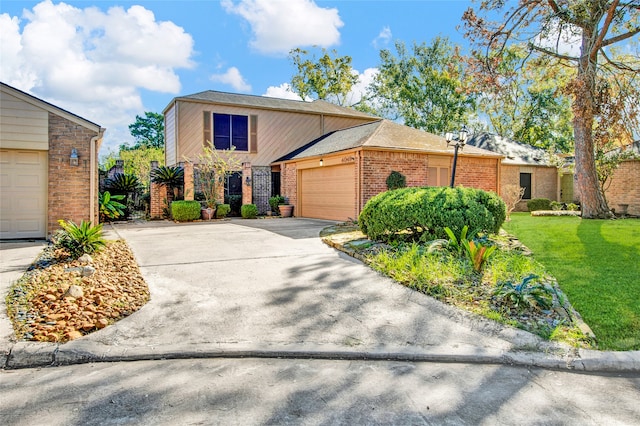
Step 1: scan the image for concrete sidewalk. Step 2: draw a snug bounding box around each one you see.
[2,218,639,371]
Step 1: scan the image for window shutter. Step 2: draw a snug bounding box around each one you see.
[203,111,211,147]
[250,115,258,153]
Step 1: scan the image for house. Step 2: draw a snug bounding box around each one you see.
[0,82,105,239]
[160,90,503,221]
[605,141,640,216]
[466,133,563,211]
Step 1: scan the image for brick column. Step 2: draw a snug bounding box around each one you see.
[149,161,165,219]
[183,161,194,201]
[242,162,252,206]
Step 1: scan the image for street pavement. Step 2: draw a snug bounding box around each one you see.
[2,358,639,425]
[1,218,639,372]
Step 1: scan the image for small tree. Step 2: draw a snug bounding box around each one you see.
[501,185,526,221]
[150,165,184,203]
[193,146,241,209]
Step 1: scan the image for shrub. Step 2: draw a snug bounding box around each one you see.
[216,204,231,218]
[171,200,201,221]
[269,195,286,213]
[386,171,406,190]
[54,220,106,258]
[241,204,258,219]
[494,274,554,312]
[527,198,552,211]
[359,186,506,243]
[550,201,563,211]
[567,203,579,211]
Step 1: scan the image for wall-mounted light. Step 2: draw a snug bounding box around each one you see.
[319,158,324,167]
[69,148,79,166]
[245,176,252,186]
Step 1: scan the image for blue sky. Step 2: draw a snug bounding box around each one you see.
[1,0,475,155]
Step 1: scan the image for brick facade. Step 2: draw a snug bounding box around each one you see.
[500,164,559,211]
[606,159,640,216]
[47,113,99,233]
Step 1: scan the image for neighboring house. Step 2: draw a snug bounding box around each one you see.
[161,90,503,221]
[0,82,104,239]
[605,141,640,216]
[467,133,563,211]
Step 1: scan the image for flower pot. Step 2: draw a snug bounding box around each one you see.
[278,204,293,217]
[201,207,215,220]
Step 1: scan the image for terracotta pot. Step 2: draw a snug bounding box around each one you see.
[201,207,215,220]
[278,204,293,217]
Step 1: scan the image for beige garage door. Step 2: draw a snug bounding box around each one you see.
[299,164,357,221]
[0,149,47,239]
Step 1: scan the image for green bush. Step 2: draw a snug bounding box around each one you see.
[216,204,231,218]
[527,198,552,211]
[241,204,258,219]
[171,200,201,221]
[226,194,242,216]
[53,220,106,258]
[359,186,506,243]
[269,195,286,213]
[567,203,579,211]
[386,171,406,190]
[550,201,563,211]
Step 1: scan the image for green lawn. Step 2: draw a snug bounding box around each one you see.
[503,213,640,351]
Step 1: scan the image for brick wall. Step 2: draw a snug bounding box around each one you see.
[242,162,252,206]
[48,113,99,233]
[149,180,167,219]
[281,163,297,210]
[183,162,194,201]
[500,164,559,211]
[454,156,499,193]
[606,159,640,216]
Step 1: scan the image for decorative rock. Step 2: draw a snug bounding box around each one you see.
[81,266,96,277]
[65,285,84,299]
[95,318,109,329]
[78,254,93,264]
[66,330,83,340]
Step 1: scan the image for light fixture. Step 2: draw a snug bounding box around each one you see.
[319,158,324,167]
[245,176,252,186]
[445,125,469,188]
[69,148,79,166]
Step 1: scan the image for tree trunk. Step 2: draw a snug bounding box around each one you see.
[572,30,612,219]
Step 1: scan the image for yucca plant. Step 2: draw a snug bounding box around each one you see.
[106,173,140,193]
[99,191,126,221]
[494,274,554,312]
[54,220,106,258]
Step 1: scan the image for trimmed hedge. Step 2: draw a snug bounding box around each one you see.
[527,198,552,212]
[171,200,201,221]
[241,204,258,219]
[216,204,231,218]
[359,186,506,243]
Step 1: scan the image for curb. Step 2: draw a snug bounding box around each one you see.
[3,341,640,373]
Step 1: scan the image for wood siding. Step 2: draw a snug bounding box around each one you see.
[0,91,48,150]
[171,100,376,166]
[165,103,177,165]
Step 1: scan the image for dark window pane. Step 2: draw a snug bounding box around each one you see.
[520,173,532,199]
[232,115,248,151]
[213,114,230,149]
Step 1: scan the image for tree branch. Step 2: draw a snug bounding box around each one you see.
[602,27,640,47]
[593,0,621,52]
[528,42,580,62]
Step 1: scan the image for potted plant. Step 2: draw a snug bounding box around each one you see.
[194,146,240,220]
[269,195,285,216]
[278,196,293,217]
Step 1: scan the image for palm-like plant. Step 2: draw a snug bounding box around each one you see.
[99,191,126,221]
[54,220,106,258]
[150,165,184,200]
[106,173,141,193]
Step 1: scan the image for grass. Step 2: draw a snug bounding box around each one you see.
[503,213,640,351]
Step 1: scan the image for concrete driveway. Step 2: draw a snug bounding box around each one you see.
[51,217,552,361]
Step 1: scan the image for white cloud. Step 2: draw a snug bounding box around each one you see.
[534,19,581,57]
[262,83,308,101]
[210,67,252,92]
[372,26,392,49]
[221,0,343,55]
[0,0,195,153]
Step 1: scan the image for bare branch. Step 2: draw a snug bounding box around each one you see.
[600,49,640,73]
[528,42,580,62]
[593,0,621,52]
[602,27,640,47]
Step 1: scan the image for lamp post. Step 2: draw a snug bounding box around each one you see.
[445,125,469,188]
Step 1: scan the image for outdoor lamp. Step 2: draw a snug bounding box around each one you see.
[245,176,252,186]
[445,125,469,188]
[69,148,79,166]
[319,158,324,167]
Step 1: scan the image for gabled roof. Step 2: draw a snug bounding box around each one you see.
[466,133,550,166]
[167,89,376,120]
[0,82,102,131]
[276,120,503,162]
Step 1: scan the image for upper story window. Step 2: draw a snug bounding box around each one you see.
[213,113,248,151]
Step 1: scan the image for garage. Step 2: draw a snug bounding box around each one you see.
[0,149,47,239]
[299,164,356,221]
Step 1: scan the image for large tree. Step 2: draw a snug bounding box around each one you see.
[462,0,640,218]
[127,111,165,150]
[289,47,359,106]
[366,37,475,134]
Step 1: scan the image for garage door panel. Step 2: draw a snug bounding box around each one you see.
[0,149,47,239]
[300,164,356,221]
